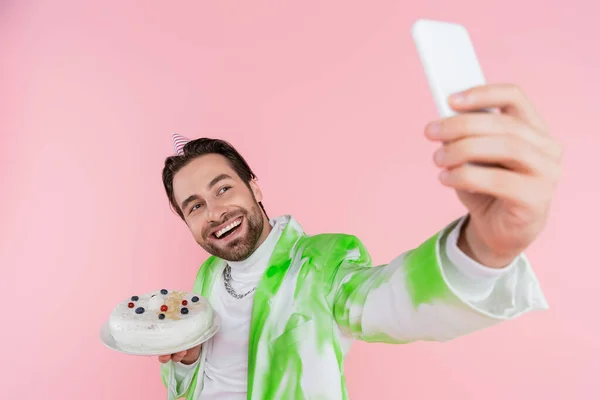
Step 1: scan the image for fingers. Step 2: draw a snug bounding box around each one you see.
[447,83,549,134]
[425,83,563,205]
[425,113,562,163]
[438,163,542,206]
[433,136,553,175]
[158,350,187,364]
[171,350,187,363]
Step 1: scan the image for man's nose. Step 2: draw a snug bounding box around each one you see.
[205,200,228,222]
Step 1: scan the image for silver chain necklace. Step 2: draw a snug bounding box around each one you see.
[223,264,257,299]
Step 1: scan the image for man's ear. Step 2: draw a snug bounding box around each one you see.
[249,178,263,203]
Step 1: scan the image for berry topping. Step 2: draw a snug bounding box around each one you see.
[128,302,134,308]
[135,307,145,314]
[181,307,189,315]
[160,305,168,312]
[182,300,188,306]
[160,289,168,295]
[191,296,199,303]
[158,314,165,320]
[131,296,139,301]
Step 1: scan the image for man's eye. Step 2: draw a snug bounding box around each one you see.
[218,186,231,195]
[191,203,203,212]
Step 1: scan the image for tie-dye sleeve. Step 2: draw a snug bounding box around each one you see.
[160,359,200,400]
[331,216,549,344]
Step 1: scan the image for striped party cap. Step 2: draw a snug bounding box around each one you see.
[172,132,191,156]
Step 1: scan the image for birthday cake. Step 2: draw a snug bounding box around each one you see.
[108,289,214,353]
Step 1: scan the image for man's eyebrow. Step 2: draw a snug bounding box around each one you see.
[181,194,200,212]
[208,173,233,189]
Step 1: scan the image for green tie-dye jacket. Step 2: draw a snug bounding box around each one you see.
[161,215,547,399]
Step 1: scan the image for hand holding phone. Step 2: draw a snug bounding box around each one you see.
[409,19,563,269]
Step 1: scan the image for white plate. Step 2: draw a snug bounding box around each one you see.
[100,313,221,356]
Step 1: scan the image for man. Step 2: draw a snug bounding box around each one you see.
[157,84,562,400]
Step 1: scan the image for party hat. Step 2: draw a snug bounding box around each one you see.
[172,132,191,156]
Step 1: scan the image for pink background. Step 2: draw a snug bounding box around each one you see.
[2,1,598,399]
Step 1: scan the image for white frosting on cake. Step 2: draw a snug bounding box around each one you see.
[108,289,214,353]
[148,295,165,311]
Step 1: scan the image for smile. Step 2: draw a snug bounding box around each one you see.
[213,217,243,239]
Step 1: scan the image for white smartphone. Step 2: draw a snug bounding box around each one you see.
[411,19,487,118]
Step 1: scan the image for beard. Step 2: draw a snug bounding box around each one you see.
[198,203,265,262]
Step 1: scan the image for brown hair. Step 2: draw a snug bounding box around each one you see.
[162,138,268,220]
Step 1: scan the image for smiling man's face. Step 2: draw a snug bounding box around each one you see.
[172,153,270,261]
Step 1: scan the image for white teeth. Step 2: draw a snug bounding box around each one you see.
[216,219,241,238]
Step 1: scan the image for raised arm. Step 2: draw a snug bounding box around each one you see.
[330,216,548,344]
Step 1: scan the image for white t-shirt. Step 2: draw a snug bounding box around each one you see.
[175,217,285,399]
